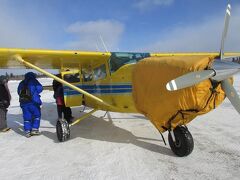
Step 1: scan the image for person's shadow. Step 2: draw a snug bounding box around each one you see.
[7,112,25,137]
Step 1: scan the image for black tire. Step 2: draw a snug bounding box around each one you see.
[168,126,194,157]
[56,119,70,142]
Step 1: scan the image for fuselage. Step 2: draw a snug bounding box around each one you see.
[62,52,150,112]
[62,51,238,133]
[62,51,226,113]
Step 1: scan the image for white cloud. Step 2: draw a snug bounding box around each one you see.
[65,20,124,51]
[142,5,240,53]
[134,0,174,11]
[0,1,46,48]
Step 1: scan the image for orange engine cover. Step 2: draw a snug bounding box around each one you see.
[132,55,227,132]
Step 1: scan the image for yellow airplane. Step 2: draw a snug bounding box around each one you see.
[0,4,239,157]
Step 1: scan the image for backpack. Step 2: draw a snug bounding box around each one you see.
[19,82,32,103]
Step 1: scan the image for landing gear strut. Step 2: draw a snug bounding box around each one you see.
[168,126,194,157]
[56,119,70,142]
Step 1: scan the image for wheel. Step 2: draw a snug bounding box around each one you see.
[168,126,194,157]
[56,119,70,142]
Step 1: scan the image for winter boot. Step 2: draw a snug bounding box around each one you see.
[31,129,40,136]
[0,127,11,132]
[25,131,31,138]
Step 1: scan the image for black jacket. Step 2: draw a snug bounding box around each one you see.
[53,79,64,99]
[0,83,11,108]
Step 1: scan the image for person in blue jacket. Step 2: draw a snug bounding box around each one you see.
[17,72,43,137]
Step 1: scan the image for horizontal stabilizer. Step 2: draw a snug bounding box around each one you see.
[222,56,240,63]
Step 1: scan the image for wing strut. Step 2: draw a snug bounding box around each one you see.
[13,55,118,111]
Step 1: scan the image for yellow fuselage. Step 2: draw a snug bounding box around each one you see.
[62,61,137,113]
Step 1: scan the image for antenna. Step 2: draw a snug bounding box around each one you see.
[99,35,109,52]
[95,43,100,51]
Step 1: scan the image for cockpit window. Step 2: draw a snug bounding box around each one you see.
[109,52,150,73]
[93,64,106,81]
[63,73,80,83]
[82,68,93,82]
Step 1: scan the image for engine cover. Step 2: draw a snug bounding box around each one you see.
[132,55,226,132]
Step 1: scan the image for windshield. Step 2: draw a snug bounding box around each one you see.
[109,52,150,73]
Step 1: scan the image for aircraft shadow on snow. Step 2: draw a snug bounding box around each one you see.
[7,102,174,156]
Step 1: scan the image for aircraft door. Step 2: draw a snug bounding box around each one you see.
[61,70,83,107]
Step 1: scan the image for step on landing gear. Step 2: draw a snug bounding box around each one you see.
[168,126,194,157]
[56,119,70,142]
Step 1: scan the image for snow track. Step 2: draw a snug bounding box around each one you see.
[0,78,239,179]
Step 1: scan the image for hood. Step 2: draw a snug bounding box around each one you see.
[0,75,8,84]
[25,72,36,80]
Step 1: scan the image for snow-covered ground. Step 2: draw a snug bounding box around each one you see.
[0,77,240,180]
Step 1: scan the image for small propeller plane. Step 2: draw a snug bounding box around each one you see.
[0,4,239,157]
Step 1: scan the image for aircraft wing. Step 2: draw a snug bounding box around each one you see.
[0,48,111,69]
[1,48,240,70]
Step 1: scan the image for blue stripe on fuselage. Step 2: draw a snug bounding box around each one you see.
[63,84,132,90]
[63,84,132,96]
[64,89,132,95]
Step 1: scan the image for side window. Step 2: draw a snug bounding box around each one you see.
[63,72,80,83]
[93,64,106,81]
[82,68,93,82]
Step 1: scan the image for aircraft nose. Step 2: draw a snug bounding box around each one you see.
[132,56,226,132]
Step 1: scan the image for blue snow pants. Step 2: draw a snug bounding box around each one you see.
[21,103,41,132]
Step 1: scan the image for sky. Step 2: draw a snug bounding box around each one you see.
[0,0,240,54]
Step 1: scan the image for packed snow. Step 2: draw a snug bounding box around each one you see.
[0,77,240,180]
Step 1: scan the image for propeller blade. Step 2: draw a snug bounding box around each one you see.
[211,69,240,81]
[166,70,215,91]
[166,4,235,92]
[221,79,240,114]
[211,60,240,81]
[220,4,231,60]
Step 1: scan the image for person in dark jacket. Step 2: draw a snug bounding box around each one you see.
[52,74,73,123]
[17,72,43,137]
[0,76,11,132]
